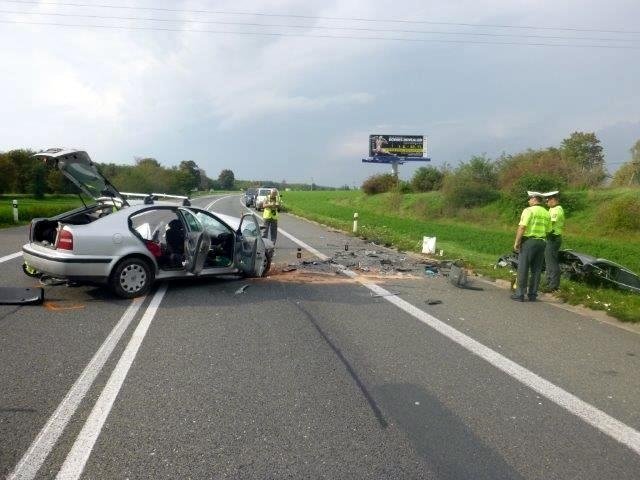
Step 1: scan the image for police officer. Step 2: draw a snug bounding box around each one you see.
[544,191,565,292]
[262,190,279,243]
[512,191,551,302]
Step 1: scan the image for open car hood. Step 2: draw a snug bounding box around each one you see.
[34,148,124,204]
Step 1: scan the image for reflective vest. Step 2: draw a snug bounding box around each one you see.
[263,200,279,220]
[519,205,550,239]
[549,205,565,235]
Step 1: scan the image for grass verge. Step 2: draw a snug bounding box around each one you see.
[283,190,640,323]
[0,196,83,228]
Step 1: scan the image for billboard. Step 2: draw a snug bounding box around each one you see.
[369,135,424,158]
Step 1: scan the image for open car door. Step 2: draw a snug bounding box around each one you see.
[178,208,211,274]
[237,213,268,277]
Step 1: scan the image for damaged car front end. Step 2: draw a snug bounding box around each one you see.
[497,249,640,294]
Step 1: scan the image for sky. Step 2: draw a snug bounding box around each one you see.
[1,0,639,187]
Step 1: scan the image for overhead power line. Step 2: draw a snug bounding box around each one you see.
[3,0,640,35]
[2,18,639,49]
[1,9,637,44]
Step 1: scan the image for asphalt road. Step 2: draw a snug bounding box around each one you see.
[1,194,640,479]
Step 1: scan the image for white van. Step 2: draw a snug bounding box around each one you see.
[255,187,275,211]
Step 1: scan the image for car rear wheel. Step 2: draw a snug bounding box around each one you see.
[110,257,154,298]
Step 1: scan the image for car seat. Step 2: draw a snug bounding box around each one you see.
[165,219,185,267]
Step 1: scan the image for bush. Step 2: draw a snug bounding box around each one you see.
[398,180,412,193]
[497,148,573,191]
[443,180,500,209]
[442,156,499,209]
[504,172,566,219]
[361,173,397,195]
[595,195,640,232]
[411,166,444,192]
[558,190,587,216]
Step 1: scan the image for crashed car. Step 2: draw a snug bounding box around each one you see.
[22,148,274,298]
[497,249,640,294]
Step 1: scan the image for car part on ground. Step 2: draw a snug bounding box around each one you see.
[0,287,44,305]
[496,249,640,294]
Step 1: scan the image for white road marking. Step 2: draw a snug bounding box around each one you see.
[0,251,22,263]
[204,194,235,211]
[56,284,168,480]
[8,297,145,480]
[281,227,640,456]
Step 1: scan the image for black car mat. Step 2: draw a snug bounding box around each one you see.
[0,287,44,305]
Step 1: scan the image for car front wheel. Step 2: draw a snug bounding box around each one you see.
[110,257,154,298]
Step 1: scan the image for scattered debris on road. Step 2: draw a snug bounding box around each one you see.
[449,261,484,291]
[425,299,443,305]
[234,284,250,295]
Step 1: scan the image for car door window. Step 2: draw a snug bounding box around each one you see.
[130,208,179,242]
[180,209,203,233]
[240,215,259,239]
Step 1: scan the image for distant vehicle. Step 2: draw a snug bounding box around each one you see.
[242,188,256,207]
[22,149,274,298]
[255,187,279,211]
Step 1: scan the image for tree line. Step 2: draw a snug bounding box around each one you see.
[0,149,335,198]
[0,150,243,198]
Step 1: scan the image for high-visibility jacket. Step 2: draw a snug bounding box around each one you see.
[519,205,550,239]
[263,199,279,220]
[549,205,565,235]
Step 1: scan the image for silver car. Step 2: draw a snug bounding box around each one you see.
[22,148,273,298]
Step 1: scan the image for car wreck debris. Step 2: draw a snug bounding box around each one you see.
[448,261,484,291]
[234,285,250,295]
[497,249,640,294]
[0,287,44,305]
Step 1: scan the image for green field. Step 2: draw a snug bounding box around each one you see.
[281,189,640,322]
[0,195,83,227]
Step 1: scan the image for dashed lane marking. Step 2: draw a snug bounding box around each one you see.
[281,226,640,457]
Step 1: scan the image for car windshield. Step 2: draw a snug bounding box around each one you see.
[194,211,232,237]
[258,189,271,196]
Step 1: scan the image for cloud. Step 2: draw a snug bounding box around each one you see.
[1,0,639,185]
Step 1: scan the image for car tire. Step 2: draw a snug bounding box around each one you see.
[110,257,154,298]
[261,254,272,277]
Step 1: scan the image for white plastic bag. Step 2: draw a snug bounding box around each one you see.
[422,236,436,254]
